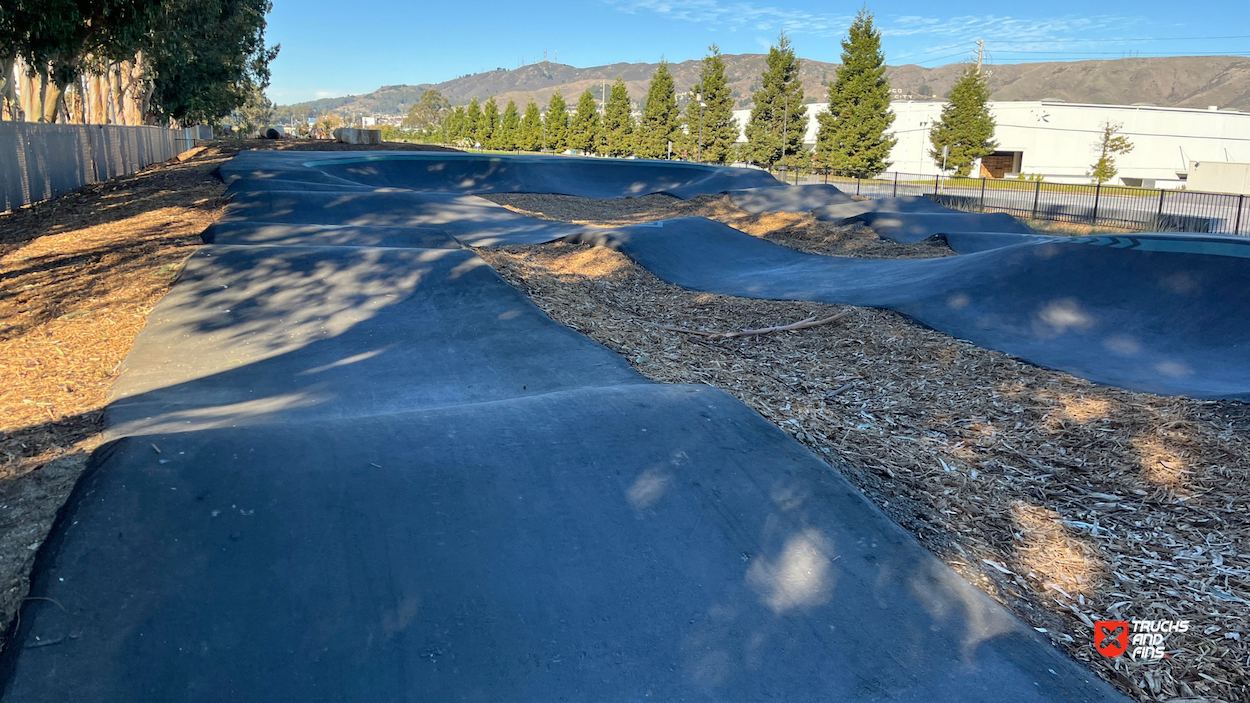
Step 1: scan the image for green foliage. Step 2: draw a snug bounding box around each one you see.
[601,77,634,157]
[815,8,895,177]
[479,96,499,147]
[569,88,602,155]
[916,83,933,97]
[145,0,278,125]
[231,80,273,136]
[402,88,450,132]
[496,99,520,150]
[440,105,469,143]
[636,60,679,159]
[929,66,997,176]
[464,97,482,144]
[743,33,808,168]
[680,44,737,163]
[545,91,569,152]
[1089,121,1134,184]
[519,99,543,151]
[2,0,277,124]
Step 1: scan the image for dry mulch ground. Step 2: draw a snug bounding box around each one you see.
[478,194,1250,703]
[0,137,454,649]
[481,192,954,259]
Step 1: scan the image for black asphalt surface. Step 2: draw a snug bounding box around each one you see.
[572,218,1250,400]
[1,152,1170,701]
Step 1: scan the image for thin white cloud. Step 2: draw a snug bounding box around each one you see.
[606,0,1148,57]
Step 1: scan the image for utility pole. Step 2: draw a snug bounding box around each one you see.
[975,39,985,74]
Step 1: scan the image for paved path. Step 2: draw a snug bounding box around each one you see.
[2,153,1141,701]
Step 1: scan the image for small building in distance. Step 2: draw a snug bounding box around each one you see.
[732,101,1250,189]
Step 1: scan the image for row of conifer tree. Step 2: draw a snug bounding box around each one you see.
[417,9,996,177]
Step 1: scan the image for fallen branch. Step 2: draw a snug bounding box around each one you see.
[660,309,852,340]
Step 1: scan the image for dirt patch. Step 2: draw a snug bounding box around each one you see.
[478,241,1250,703]
[482,192,952,259]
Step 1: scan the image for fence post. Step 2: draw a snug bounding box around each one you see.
[934,174,940,196]
[1091,182,1102,225]
[1235,194,1245,235]
[893,172,899,197]
[979,178,987,212]
[1031,179,1041,219]
[823,169,828,185]
[1155,189,1166,230]
[856,178,861,196]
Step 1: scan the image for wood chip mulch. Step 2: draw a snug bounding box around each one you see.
[476,194,1250,703]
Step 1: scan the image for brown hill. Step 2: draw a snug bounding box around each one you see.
[280,55,1250,116]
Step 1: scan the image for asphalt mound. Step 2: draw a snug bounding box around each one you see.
[220,189,588,245]
[571,217,1250,400]
[727,183,854,213]
[202,222,462,249]
[105,245,644,437]
[0,152,1143,701]
[219,150,783,199]
[813,195,953,221]
[848,211,1036,243]
[5,385,1124,703]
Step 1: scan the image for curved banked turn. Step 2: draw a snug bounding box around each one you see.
[2,152,1141,702]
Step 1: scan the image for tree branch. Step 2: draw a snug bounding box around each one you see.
[660,309,852,340]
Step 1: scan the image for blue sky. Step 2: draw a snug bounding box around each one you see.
[264,0,1250,104]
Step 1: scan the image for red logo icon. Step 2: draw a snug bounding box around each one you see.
[1095,620,1129,658]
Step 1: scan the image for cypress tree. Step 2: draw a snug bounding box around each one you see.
[602,77,635,157]
[478,96,499,148]
[680,44,738,163]
[637,60,679,159]
[444,105,467,142]
[815,7,896,177]
[497,99,521,150]
[569,89,602,155]
[744,32,807,168]
[545,91,569,152]
[520,99,544,151]
[465,97,483,146]
[929,66,997,176]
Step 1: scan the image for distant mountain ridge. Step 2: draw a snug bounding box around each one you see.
[280,55,1250,116]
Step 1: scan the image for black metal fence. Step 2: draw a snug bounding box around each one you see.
[772,168,1249,236]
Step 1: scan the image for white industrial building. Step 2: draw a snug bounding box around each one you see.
[733,101,1250,190]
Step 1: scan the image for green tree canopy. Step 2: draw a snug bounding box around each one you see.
[815,8,895,177]
[2,0,277,124]
[569,88,602,155]
[545,91,569,152]
[442,105,468,142]
[680,44,738,163]
[479,96,499,147]
[743,32,807,168]
[145,0,278,125]
[601,77,634,157]
[637,59,679,159]
[519,99,543,151]
[496,98,520,150]
[929,65,997,176]
[465,97,483,145]
[402,88,450,132]
[1090,121,1134,184]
